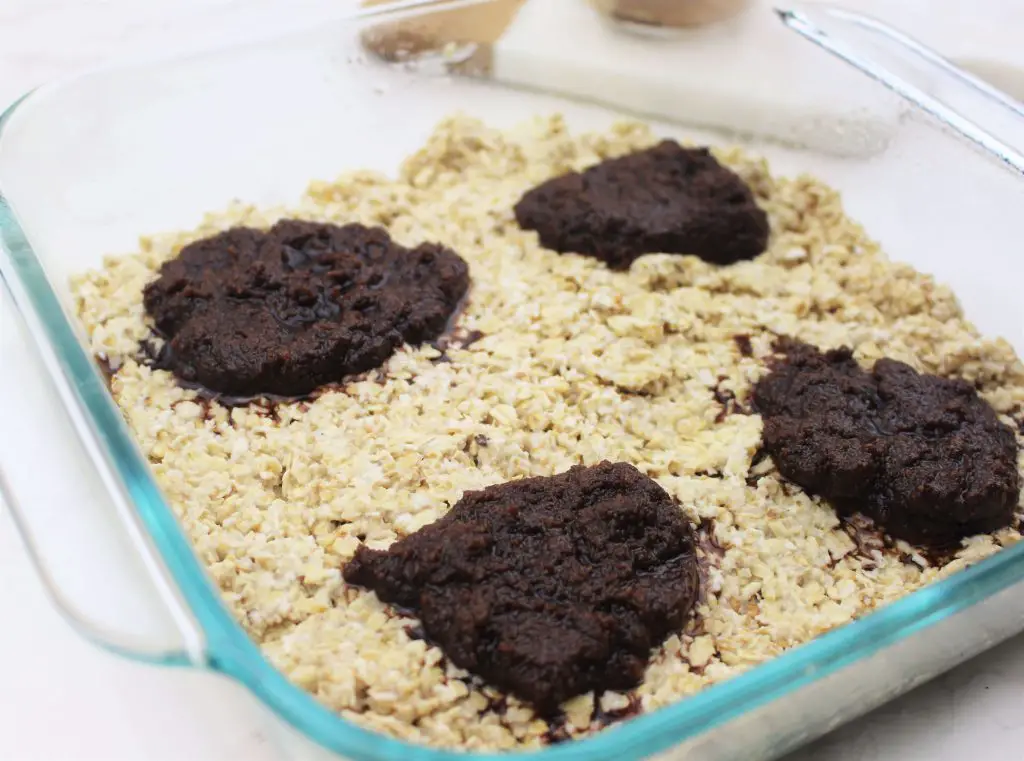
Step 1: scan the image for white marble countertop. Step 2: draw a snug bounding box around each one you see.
[2,1,1024,759]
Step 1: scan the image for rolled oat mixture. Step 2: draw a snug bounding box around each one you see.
[72,115,1024,750]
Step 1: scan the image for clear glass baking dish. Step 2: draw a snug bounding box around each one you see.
[3,2,1024,760]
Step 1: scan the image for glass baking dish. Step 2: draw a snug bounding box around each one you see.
[3,2,1024,759]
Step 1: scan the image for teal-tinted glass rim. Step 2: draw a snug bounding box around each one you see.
[4,8,1024,760]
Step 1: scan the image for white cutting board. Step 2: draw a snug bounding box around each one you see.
[489,0,902,156]
[483,0,1024,156]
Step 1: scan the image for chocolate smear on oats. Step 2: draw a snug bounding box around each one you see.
[142,220,469,399]
[344,461,700,715]
[752,340,1020,547]
[513,140,768,270]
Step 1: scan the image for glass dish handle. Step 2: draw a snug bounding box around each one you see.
[0,205,205,667]
[775,3,1024,174]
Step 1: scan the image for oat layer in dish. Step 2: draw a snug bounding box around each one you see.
[72,115,1024,751]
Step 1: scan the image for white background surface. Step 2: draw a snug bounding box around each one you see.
[2,1,1024,760]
